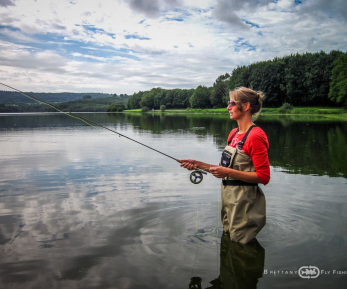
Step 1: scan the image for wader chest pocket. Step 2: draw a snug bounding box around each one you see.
[221,149,234,168]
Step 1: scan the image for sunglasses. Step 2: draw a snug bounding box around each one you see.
[227,100,248,107]
[227,100,238,107]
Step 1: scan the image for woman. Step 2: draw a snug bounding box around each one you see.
[180,87,270,244]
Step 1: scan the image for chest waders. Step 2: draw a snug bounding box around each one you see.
[220,125,266,244]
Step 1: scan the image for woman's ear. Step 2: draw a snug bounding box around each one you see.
[243,102,251,112]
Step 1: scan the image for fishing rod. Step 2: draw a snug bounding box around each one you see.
[0,82,207,184]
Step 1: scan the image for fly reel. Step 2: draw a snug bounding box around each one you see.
[190,170,207,184]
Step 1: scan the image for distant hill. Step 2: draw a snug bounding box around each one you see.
[16,95,130,113]
[0,90,129,105]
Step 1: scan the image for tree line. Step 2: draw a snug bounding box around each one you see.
[0,91,128,105]
[12,96,129,113]
[0,103,18,113]
[127,88,196,110]
[0,91,130,113]
[127,50,347,109]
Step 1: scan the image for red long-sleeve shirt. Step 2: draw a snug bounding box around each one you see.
[227,127,270,185]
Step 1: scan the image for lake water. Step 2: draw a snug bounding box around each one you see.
[0,113,346,288]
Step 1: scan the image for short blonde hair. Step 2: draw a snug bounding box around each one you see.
[229,87,265,116]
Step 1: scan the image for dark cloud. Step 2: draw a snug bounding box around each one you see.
[213,0,347,26]
[126,0,182,18]
[212,1,248,29]
[212,0,245,29]
[212,0,272,28]
[52,23,66,30]
[213,0,277,11]
[0,13,16,25]
[299,0,347,22]
[0,0,15,7]
[163,0,182,7]
[127,0,161,18]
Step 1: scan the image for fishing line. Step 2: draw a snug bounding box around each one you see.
[0,82,209,183]
[190,180,200,280]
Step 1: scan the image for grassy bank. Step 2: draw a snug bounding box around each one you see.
[124,107,347,118]
[125,108,227,114]
[262,107,345,115]
[262,107,347,120]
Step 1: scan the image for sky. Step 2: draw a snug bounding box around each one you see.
[0,0,346,95]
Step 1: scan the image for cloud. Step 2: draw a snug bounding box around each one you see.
[0,27,38,43]
[0,42,68,73]
[127,0,161,18]
[299,0,347,22]
[0,0,346,94]
[125,0,183,18]
[0,0,15,8]
[71,52,108,62]
[212,0,273,28]
[211,1,248,29]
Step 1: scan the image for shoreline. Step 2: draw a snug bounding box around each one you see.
[122,107,347,120]
[2,108,346,120]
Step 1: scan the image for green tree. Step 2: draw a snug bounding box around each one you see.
[139,92,154,109]
[174,89,194,108]
[140,88,163,109]
[211,73,230,108]
[228,51,343,107]
[107,104,125,112]
[154,90,166,109]
[189,85,211,108]
[229,65,247,90]
[329,53,347,107]
[127,91,144,109]
[164,90,175,108]
[0,103,18,112]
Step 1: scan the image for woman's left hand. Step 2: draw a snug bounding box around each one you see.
[209,166,230,178]
[178,159,198,171]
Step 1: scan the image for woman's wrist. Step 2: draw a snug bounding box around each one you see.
[228,168,234,178]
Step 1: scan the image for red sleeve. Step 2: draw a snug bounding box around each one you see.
[244,128,270,185]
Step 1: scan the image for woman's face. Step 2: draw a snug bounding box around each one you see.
[227,99,242,120]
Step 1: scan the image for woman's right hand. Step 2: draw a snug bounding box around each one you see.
[178,159,198,171]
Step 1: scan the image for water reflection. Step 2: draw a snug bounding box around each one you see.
[3,113,346,178]
[1,113,347,289]
[123,113,347,178]
[197,235,264,289]
[217,235,264,288]
[259,116,347,178]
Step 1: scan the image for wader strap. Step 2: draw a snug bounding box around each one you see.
[227,129,239,145]
[238,125,256,150]
[227,125,257,148]
[222,179,258,186]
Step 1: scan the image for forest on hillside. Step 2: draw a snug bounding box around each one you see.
[0,95,129,113]
[0,91,128,105]
[127,50,347,110]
